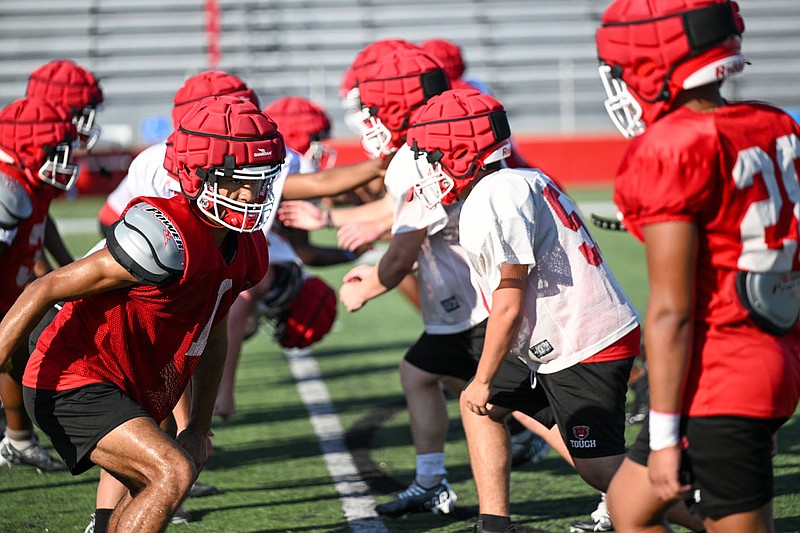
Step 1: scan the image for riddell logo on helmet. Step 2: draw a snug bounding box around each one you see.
[253,147,273,158]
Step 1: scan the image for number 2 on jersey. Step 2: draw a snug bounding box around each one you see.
[734,133,800,271]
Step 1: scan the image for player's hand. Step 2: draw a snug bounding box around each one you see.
[337,221,384,251]
[277,200,326,230]
[462,380,492,416]
[176,427,213,472]
[339,264,373,312]
[647,445,691,503]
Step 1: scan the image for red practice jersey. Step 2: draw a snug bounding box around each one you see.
[614,102,800,419]
[0,164,56,314]
[24,195,269,422]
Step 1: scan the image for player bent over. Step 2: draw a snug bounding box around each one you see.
[0,95,282,533]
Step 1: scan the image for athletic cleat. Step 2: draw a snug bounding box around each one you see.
[171,506,193,524]
[188,481,219,498]
[473,518,551,533]
[510,429,550,467]
[84,513,95,533]
[375,478,457,517]
[569,493,613,532]
[0,436,67,472]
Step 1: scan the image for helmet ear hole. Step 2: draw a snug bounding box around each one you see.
[452,146,469,161]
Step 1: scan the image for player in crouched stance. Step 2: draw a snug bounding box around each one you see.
[595,1,800,532]
[0,96,283,532]
[406,89,705,533]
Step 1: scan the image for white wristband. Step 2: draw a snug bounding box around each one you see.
[648,410,681,451]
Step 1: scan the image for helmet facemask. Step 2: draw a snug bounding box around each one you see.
[38,138,80,190]
[412,138,512,209]
[195,160,282,233]
[305,138,337,171]
[352,105,395,158]
[598,64,645,139]
[74,105,101,150]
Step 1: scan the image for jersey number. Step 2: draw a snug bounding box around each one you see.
[733,133,800,271]
[187,278,233,357]
[542,184,603,266]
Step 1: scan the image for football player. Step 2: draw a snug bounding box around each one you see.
[405,88,698,533]
[0,96,278,532]
[596,1,800,532]
[90,69,264,531]
[0,97,79,474]
[312,45,563,520]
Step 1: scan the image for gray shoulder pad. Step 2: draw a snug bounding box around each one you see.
[0,172,32,229]
[106,202,186,285]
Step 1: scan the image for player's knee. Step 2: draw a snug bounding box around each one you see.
[151,449,196,498]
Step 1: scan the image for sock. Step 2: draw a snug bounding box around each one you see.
[94,508,113,533]
[5,428,35,450]
[415,452,446,488]
[480,513,511,531]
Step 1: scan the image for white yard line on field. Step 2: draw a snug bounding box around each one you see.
[283,347,388,533]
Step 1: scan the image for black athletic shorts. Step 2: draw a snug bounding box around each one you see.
[627,415,787,519]
[403,320,486,380]
[23,382,149,475]
[486,356,633,459]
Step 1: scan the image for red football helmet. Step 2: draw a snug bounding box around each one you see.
[340,39,418,101]
[264,97,336,170]
[596,0,745,137]
[0,97,79,190]
[274,275,338,349]
[172,95,285,232]
[420,39,466,84]
[171,70,260,129]
[406,89,511,207]
[346,47,449,158]
[26,59,103,150]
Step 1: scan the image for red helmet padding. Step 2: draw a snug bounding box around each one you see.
[420,39,466,83]
[264,97,331,155]
[340,39,418,97]
[173,96,285,199]
[171,71,260,128]
[407,89,509,204]
[597,0,744,104]
[0,97,76,182]
[278,276,338,348]
[26,60,104,113]
[357,48,449,144]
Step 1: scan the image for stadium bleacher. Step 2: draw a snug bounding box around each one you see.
[0,0,797,146]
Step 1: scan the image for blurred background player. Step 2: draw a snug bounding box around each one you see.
[596,1,800,532]
[0,97,79,473]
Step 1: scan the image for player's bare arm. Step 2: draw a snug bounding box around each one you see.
[339,228,425,312]
[0,248,137,369]
[643,220,697,502]
[179,316,228,472]
[463,262,527,416]
[281,156,390,200]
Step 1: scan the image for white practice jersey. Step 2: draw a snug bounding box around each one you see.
[105,143,176,216]
[460,168,639,374]
[384,144,489,334]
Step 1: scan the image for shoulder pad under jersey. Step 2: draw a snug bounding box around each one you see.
[0,172,32,229]
[106,202,186,285]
